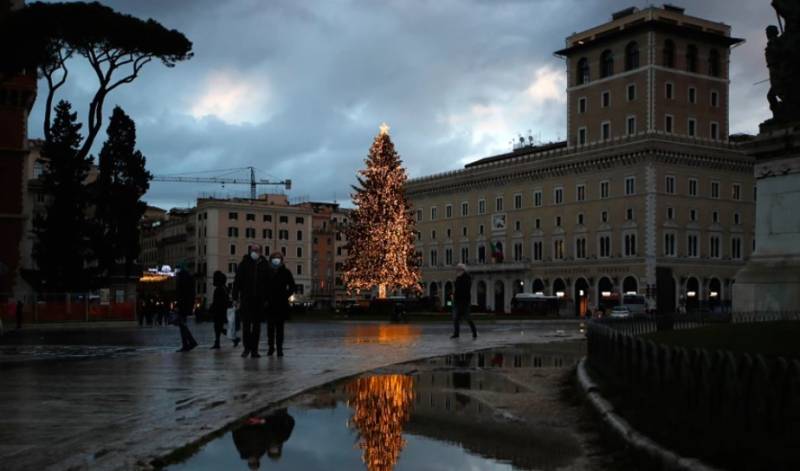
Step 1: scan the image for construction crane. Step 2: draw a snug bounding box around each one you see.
[152,166,291,200]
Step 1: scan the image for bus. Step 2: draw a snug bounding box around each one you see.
[511,293,560,316]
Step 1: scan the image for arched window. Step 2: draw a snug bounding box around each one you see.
[600,50,614,78]
[663,39,675,68]
[686,44,698,72]
[625,41,639,70]
[708,49,720,77]
[576,57,590,85]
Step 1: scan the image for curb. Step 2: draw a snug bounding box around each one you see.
[576,358,724,471]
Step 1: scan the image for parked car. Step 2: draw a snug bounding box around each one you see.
[610,305,632,319]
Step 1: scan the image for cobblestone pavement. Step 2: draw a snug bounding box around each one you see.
[0,320,584,471]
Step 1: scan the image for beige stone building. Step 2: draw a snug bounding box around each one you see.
[298,202,350,308]
[194,194,312,303]
[406,5,755,315]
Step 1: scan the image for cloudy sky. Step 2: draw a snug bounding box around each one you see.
[27,0,776,209]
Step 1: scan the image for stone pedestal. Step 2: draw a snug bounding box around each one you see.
[733,124,800,312]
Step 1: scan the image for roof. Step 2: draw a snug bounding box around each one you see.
[464,141,567,169]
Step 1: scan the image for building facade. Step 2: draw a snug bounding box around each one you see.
[194,194,313,304]
[300,202,350,308]
[406,5,754,315]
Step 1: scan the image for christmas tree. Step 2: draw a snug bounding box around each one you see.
[343,123,420,298]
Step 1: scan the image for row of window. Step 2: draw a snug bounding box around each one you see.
[418,206,742,242]
[577,115,721,144]
[226,227,304,240]
[577,86,719,113]
[199,212,306,224]
[424,232,744,266]
[575,40,721,86]
[417,178,744,221]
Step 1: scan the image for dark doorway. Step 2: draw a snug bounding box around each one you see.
[598,276,616,312]
[623,276,638,294]
[494,280,505,314]
[444,281,453,309]
[532,279,545,294]
[708,278,721,311]
[574,278,589,317]
[685,277,700,313]
[656,267,676,316]
[477,281,487,311]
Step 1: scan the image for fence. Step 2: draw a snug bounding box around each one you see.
[0,293,136,324]
[586,313,800,470]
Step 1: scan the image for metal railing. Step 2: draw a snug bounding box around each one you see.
[586,313,800,469]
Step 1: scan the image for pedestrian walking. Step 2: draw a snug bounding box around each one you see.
[265,252,296,357]
[175,263,198,352]
[233,244,269,358]
[451,263,477,339]
[209,270,230,349]
[16,299,23,329]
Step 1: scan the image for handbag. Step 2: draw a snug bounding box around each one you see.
[226,307,238,340]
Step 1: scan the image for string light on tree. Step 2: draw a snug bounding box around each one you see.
[343,123,421,298]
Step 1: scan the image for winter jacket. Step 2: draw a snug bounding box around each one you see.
[175,269,195,316]
[454,272,472,309]
[266,264,296,320]
[209,285,229,321]
[233,255,270,315]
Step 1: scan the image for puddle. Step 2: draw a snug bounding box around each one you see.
[166,357,583,471]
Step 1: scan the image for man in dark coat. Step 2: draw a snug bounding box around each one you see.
[232,408,295,470]
[233,244,269,358]
[451,263,477,339]
[175,263,198,352]
[266,251,296,357]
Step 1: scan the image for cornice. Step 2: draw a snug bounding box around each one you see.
[407,134,752,198]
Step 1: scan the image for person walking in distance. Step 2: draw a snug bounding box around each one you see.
[175,263,199,352]
[451,263,477,339]
[233,244,269,358]
[266,252,296,357]
[209,270,230,349]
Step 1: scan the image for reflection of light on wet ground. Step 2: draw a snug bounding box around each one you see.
[344,325,422,345]
[346,375,415,471]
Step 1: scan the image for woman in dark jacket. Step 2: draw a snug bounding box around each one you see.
[209,270,231,349]
[266,252,296,357]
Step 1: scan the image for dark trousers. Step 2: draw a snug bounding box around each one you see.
[242,316,261,353]
[267,320,284,352]
[178,314,197,348]
[453,305,477,337]
[213,316,225,344]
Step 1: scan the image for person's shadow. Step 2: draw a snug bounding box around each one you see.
[232,408,295,470]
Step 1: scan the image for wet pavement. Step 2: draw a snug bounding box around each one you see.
[164,342,626,471]
[0,321,587,471]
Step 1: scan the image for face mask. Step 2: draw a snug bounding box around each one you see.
[271,258,281,267]
[250,252,259,261]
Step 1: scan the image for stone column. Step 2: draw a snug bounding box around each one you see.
[734,126,800,312]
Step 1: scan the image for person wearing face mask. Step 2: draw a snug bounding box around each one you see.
[265,252,296,357]
[233,244,270,358]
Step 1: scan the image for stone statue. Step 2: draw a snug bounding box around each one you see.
[765,0,800,126]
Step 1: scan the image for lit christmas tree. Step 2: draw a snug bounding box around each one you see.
[343,123,421,298]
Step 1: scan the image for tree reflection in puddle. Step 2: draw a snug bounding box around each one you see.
[165,364,581,471]
[346,375,415,471]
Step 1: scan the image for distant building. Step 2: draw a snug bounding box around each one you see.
[406,5,754,315]
[297,202,351,308]
[0,0,37,299]
[194,194,313,304]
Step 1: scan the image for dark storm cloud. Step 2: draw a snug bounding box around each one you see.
[27,0,775,209]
